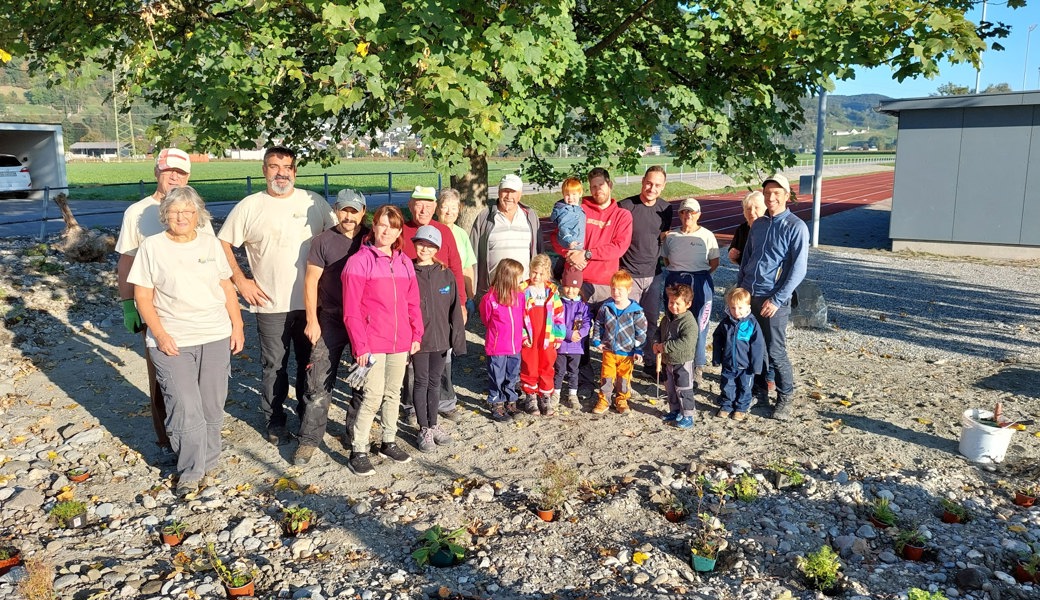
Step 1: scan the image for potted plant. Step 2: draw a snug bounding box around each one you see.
[939,498,969,524]
[49,500,87,529]
[767,461,805,490]
[0,545,22,576]
[895,527,928,561]
[411,525,468,568]
[908,589,947,600]
[688,476,730,572]
[658,491,688,523]
[207,543,256,597]
[534,460,579,522]
[66,467,90,483]
[868,497,897,529]
[796,544,843,595]
[281,506,314,536]
[161,520,188,546]
[1014,483,1040,507]
[1013,544,1040,584]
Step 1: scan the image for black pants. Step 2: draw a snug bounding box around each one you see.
[411,350,447,429]
[256,310,311,432]
[554,353,581,391]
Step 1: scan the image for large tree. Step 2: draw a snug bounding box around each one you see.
[1,0,1022,221]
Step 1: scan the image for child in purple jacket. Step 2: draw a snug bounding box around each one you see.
[553,270,590,410]
[479,258,525,423]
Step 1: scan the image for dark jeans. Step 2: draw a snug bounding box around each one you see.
[553,353,581,392]
[402,350,458,414]
[300,311,362,446]
[256,310,311,432]
[487,354,520,405]
[411,350,447,429]
[719,369,755,412]
[750,297,793,397]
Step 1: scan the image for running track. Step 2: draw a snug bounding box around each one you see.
[539,170,894,246]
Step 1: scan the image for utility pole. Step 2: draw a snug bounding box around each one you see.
[1025,24,1038,91]
[111,72,137,160]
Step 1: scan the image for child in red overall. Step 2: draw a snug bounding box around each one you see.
[520,254,566,416]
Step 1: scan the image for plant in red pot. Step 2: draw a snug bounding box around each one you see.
[939,498,969,524]
[281,506,314,536]
[207,543,256,597]
[895,527,928,561]
[1013,544,1040,584]
[657,491,689,523]
[0,546,22,576]
[1014,483,1039,508]
[534,460,578,522]
[161,520,187,546]
[868,497,897,529]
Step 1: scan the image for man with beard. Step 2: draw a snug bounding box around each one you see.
[219,146,336,446]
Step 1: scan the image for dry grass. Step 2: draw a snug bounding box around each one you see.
[17,558,55,600]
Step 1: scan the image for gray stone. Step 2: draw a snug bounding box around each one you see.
[354,501,371,515]
[5,488,45,510]
[291,538,313,559]
[64,429,104,447]
[832,535,857,557]
[955,568,987,590]
[230,517,255,541]
[54,574,80,590]
[791,279,828,329]
[632,572,650,585]
[467,484,495,503]
[95,502,116,519]
[141,580,163,594]
[141,494,157,510]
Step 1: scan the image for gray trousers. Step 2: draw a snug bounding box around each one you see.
[665,361,697,415]
[150,338,230,484]
[630,275,660,358]
[352,351,409,453]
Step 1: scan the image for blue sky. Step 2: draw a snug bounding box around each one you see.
[832,2,1040,98]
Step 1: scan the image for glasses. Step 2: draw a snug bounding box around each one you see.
[170,210,197,218]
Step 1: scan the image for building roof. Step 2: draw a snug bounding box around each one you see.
[879,91,1040,115]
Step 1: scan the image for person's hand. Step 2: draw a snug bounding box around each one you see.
[121,299,143,334]
[230,326,245,354]
[235,278,271,308]
[633,354,644,366]
[652,342,663,354]
[523,338,532,348]
[304,320,321,345]
[410,341,421,355]
[728,247,741,263]
[553,341,562,350]
[356,352,370,367]
[570,331,580,343]
[566,249,588,270]
[761,299,779,318]
[154,332,179,356]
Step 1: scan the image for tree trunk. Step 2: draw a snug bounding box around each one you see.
[453,147,488,231]
[53,193,115,262]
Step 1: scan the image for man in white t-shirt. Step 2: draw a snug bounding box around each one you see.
[115,148,214,458]
[219,147,337,446]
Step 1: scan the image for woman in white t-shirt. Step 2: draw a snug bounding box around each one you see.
[128,186,245,499]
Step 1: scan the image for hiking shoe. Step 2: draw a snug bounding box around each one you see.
[564,393,579,409]
[523,394,539,414]
[293,445,317,465]
[674,415,695,429]
[401,409,419,428]
[592,397,610,415]
[692,367,704,388]
[438,408,460,421]
[662,410,680,423]
[505,401,521,416]
[614,397,629,414]
[431,425,454,446]
[537,394,550,415]
[202,466,223,487]
[175,479,199,499]
[715,410,731,419]
[266,425,289,446]
[490,403,512,422]
[771,397,794,421]
[417,428,436,453]
[379,442,411,464]
[349,452,375,476]
[732,411,747,421]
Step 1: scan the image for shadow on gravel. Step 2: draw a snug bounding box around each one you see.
[976,365,1040,399]
[818,410,956,456]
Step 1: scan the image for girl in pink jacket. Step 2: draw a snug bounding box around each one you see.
[479,258,524,423]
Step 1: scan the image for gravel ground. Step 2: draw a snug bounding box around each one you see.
[0,206,1038,600]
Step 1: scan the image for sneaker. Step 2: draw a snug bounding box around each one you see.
[732,411,747,421]
[523,394,539,414]
[417,428,436,453]
[674,415,695,429]
[266,425,289,446]
[430,425,454,446]
[349,452,375,476]
[772,397,794,421]
[692,367,704,388]
[662,410,680,423]
[614,397,629,414]
[564,393,579,409]
[490,403,512,422]
[379,442,411,464]
[175,479,199,499]
[592,397,609,415]
[505,401,521,416]
[293,445,317,465]
[715,410,731,419]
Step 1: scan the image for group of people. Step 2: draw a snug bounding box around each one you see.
[116,147,807,493]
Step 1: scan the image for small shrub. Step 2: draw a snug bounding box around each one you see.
[733,473,758,502]
[536,460,579,511]
[907,589,947,600]
[412,525,468,567]
[17,558,55,600]
[281,506,315,534]
[939,498,969,521]
[49,500,86,528]
[796,544,841,590]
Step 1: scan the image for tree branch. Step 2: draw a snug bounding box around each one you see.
[584,0,658,59]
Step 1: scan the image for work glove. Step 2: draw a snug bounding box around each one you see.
[344,357,377,389]
[121,299,144,334]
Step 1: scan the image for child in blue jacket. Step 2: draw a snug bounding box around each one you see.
[712,287,766,421]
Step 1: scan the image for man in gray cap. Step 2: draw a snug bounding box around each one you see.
[736,173,808,421]
[469,173,543,299]
[296,188,369,464]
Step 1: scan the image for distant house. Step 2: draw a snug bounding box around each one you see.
[69,141,127,159]
[879,92,1040,260]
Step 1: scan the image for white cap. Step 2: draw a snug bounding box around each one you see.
[499,174,523,191]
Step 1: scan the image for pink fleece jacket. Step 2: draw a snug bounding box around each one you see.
[480,290,524,356]
[342,243,423,357]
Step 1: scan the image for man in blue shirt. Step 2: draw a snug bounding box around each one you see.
[736,174,808,421]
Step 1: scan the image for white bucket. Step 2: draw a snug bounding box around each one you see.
[959,409,1015,463]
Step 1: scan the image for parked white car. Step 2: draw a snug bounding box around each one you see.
[0,154,32,198]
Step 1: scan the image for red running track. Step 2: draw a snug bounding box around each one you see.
[538,170,893,247]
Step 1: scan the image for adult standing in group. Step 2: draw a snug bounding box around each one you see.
[115,148,213,461]
[342,205,423,476]
[470,173,543,300]
[737,174,808,421]
[399,186,466,422]
[297,189,370,466]
[618,166,672,374]
[219,146,336,446]
[728,191,766,265]
[436,188,478,315]
[128,186,244,497]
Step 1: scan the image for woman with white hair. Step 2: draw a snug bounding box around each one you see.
[728,191,766,265]
[128,186,245,498]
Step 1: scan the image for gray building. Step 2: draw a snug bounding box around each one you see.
[879,92,1040,260]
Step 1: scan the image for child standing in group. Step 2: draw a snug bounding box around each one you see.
[410,226,467,451]
[652,284,699,429]
[660,198,719,388]
[520,254,566,416]
[712,287,766,421]
[549,177,587,282]
[480,258,525,422]
[554,270,590,410]
[590,270,647,415]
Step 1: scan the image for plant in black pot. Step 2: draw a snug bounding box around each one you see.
[412,525,468,568]
[768,461,805,490]
[49,500,87,529]
[796,544,843,595]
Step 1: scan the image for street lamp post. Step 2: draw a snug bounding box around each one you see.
[1025,24,1038,91]
[974,0,989,93]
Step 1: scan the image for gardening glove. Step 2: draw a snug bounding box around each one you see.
[121,299,144,334]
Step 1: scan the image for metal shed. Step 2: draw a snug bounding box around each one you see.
[879,92,1040,260]
[0,122,67,199]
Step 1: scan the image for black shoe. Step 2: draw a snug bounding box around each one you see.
[266,425,289,446]
[349,452,375,476]
[490,403,512,422]
[378,442,411,463]
[156,444,178,467]
[772,396,795,421]
[522,394,539,414]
